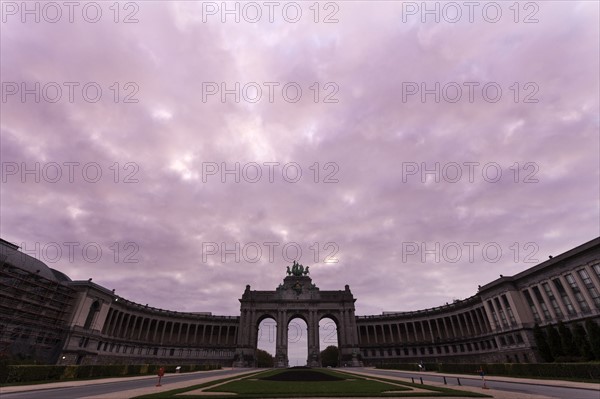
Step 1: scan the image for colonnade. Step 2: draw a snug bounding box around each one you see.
[357,305,490,345]
[100,308,238,346]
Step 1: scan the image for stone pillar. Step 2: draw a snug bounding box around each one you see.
[168,322,175,344]
[545,280,569,318]
[503,293,523,326]
[477,307,492,332]
[460,313,472,336]
[485,301,500,330]
[110,311,121,336]
[441,317,450,339]
[572,272,596,311]
[151,319,158,341]
[177,323,183,342]
[427,320,435,342]
[446,316,456,338]
[340,311,348,348]
[234,309,254,367]
[497,297,511,328]
[433,318,442,340]
[275,310,288,367]
[393,323,400,342]
[474,310,484,334]
[472,310,483,334]
[307,310,321,367]
[137,318,144,340]
[526,288,545,321]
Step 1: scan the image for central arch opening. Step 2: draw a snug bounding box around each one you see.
[287,317,308,367]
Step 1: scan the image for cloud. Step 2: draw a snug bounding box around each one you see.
[1,1,598,321]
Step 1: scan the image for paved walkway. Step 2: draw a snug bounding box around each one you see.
[1,367,597,399]
[341,368,599,399]
[367,368,597,390]
[0,368,257,398]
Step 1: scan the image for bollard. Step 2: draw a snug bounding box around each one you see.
[457,377,461,386]
[443,376,447,385]
[420,377,423,384]
[411,377,414,383]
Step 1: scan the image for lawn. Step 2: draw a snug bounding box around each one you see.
[135,368,491,398]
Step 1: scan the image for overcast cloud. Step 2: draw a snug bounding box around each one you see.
[1,1,599,328]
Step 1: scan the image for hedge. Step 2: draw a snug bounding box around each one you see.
[377,362,600,380]
[1,363,221,384]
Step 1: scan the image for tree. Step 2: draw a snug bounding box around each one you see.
[585,319,600,360]
[572,324,593,360]
[557,322,579,357]
[255,349,274,367]
[545,324,563,359]
[320,345,339,367]
[532,324,553,362]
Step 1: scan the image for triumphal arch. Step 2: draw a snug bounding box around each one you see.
[235,262,361,367]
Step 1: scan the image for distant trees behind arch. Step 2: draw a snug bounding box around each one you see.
[320,345,339,367]
[256,349,274,367]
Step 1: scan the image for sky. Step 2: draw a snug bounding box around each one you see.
[1,1,599,364]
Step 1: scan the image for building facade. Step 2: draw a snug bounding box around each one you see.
[1,237,599,366]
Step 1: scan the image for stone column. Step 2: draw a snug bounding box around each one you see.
[419,321,426,341]
[441,317,450,339]
[137,318,145,340]
[275,310,288,367]
[477,307,492,331]
[544,280,568,318]
[340,310,348,348]
[177,323,183,342]
[110,311,121,336]
[572,272,595,311]
[460,313,473,336]
[208,324,215,344]
[160,320,167,344]
[307,310,321,367]
[427,320,435,342]
[151,320,158,342]
[485,301,500,330]
[494,297,511,328]
[472,310,482,334]
[471,310,483,334]
[433,318,442,340]
[526,288,545,321]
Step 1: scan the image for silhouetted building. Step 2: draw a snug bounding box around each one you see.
[1,236,598,366]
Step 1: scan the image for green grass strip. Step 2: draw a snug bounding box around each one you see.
[135,368,491,398]
[133,370,270,399]
[335,369,491,397]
